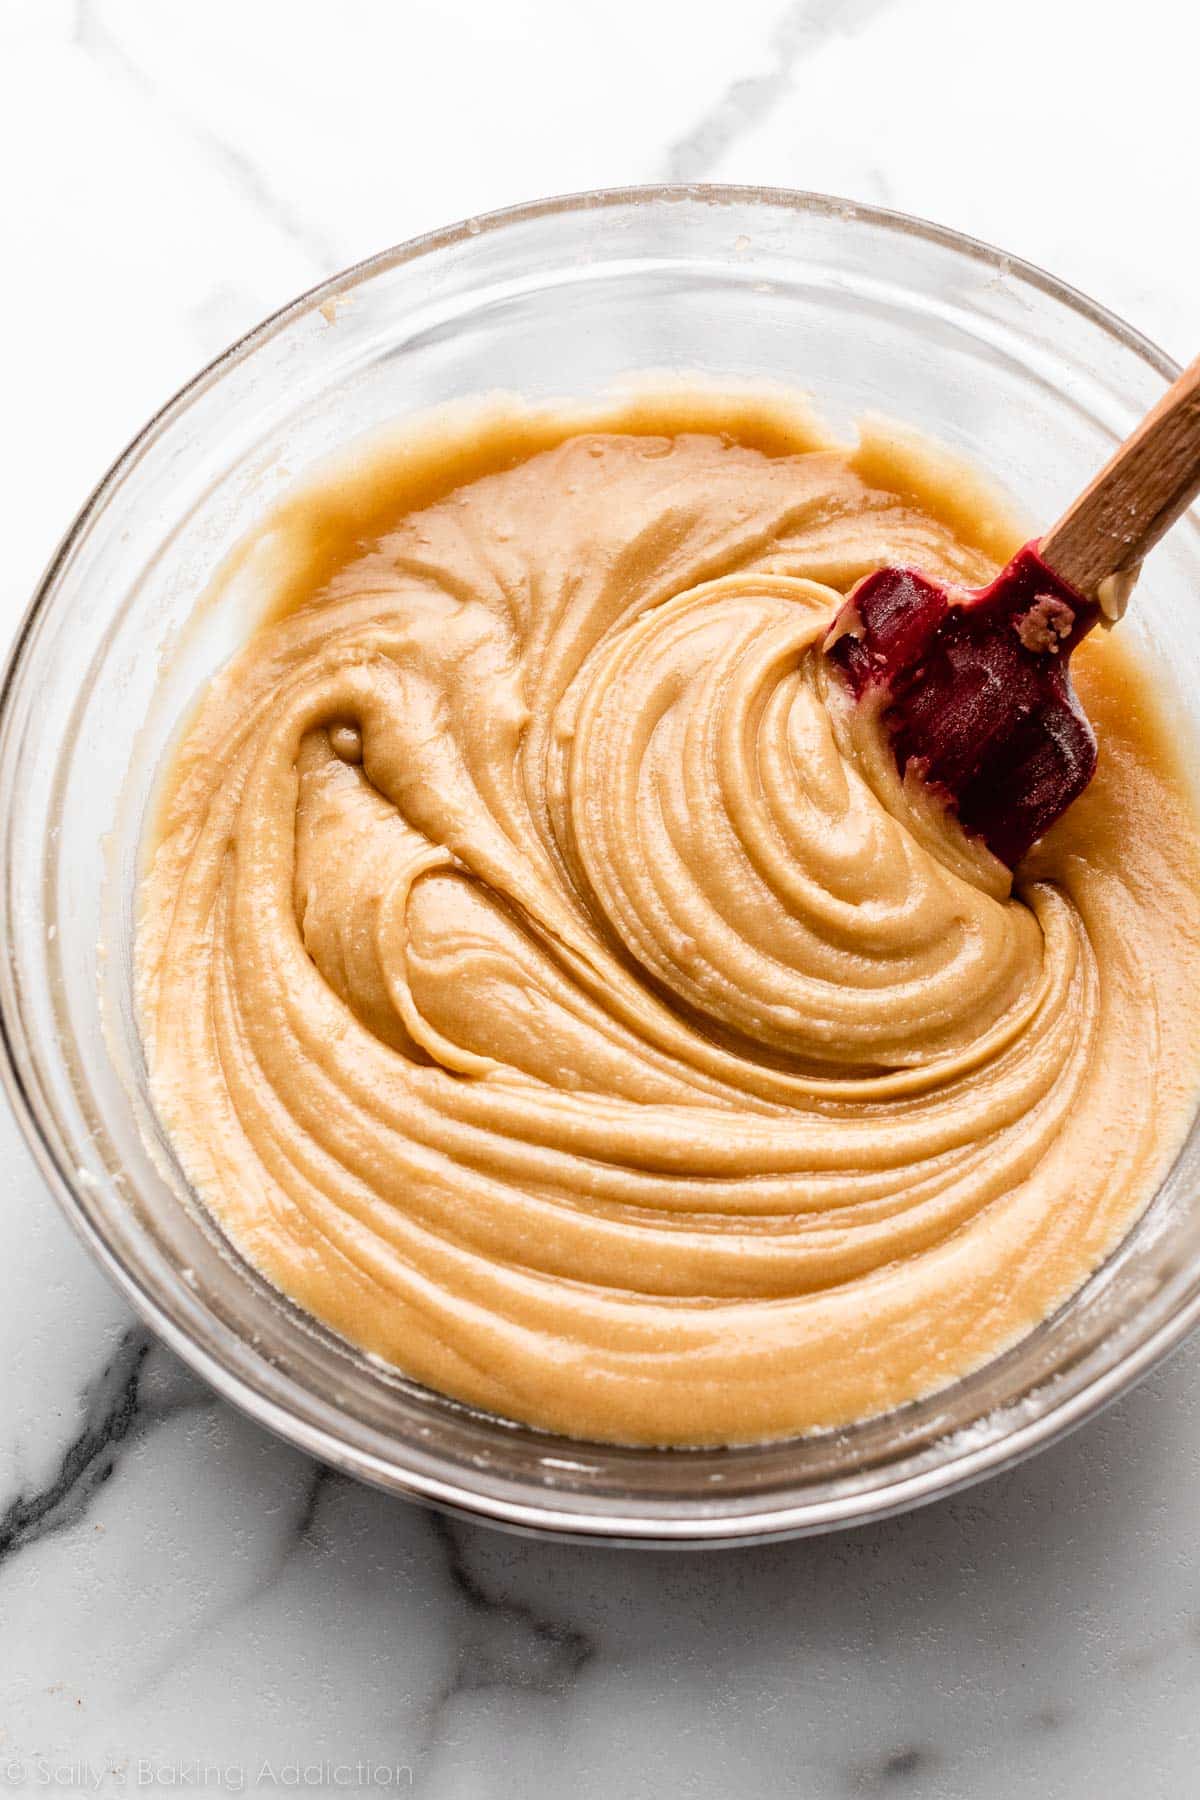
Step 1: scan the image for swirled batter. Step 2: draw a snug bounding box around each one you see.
[137,391,1200,1446]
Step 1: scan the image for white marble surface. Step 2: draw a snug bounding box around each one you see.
[3,2,1200,1794]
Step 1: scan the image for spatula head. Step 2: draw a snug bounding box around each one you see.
[825,542,1101,868]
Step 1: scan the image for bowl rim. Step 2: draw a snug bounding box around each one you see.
[0,182,1190,1546]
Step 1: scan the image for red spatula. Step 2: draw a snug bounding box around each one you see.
[826,354,1200,867]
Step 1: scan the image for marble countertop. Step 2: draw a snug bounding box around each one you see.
[3,3,1199,1795]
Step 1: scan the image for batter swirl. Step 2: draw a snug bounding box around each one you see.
[138,396,1200,1444]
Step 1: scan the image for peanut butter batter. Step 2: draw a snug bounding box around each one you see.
[137,391,1200,1446]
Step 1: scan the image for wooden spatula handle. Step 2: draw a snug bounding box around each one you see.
[1039,353,1200,604]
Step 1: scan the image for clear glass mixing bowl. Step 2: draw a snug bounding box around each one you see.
[2,186,1198,1545]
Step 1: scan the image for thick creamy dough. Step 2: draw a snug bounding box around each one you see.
[137,392,1200,1447]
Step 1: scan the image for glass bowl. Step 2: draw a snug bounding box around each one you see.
[2,186,1198,1546]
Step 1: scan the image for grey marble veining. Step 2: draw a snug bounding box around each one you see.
[72,2,342,275]
[7,1311,1200,1796]
[664,0,896,182]
[0,1329,152,1565]
[4,1,1200,1793]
